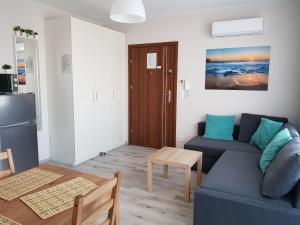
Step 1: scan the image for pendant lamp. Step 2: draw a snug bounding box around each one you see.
[110,0,146,23]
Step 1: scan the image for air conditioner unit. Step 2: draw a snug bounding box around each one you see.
[212,17,264,38]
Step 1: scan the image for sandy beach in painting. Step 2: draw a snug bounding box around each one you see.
[206,73,268,90]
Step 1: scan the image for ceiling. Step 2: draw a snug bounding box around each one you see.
[33,0,286,24]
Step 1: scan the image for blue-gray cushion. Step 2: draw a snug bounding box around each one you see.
[262,137,300,198]
[201,151,292,207]
[184,136,260,158]
[282,123,300,138]
[238,113,288,143]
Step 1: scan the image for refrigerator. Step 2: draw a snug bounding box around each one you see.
[0,94,39,172]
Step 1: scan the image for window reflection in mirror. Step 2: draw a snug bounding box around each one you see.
[15,36,42,130]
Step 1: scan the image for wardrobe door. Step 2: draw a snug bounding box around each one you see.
[71,18,96,164]
[109,32,126,149]
[93,26,112,153]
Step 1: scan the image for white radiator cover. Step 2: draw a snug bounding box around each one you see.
[212,17,264,37]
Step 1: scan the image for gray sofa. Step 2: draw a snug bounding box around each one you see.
[184,113,300,225]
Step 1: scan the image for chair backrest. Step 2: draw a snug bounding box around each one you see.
[0,148,16,179]
[72,172,122,225]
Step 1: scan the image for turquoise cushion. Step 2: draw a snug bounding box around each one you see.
[260,128,293,173]
[250,118,283,150]
[204,114,235,141]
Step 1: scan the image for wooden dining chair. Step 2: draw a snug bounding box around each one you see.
[72,172,122,225]
[0,148,16,179]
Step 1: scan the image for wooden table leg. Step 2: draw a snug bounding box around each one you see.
[115,200,120,225]
[163,164,168,178]
[184,167,191,202]
[197,157,202,186]
[147,160,153,192]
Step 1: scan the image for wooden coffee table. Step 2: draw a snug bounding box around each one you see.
[147,147,203,202]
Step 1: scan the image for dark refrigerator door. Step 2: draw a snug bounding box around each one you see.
[0,122,39,172]
[0,94,36,126]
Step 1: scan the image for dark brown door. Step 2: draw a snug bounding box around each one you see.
[129,42,178,149]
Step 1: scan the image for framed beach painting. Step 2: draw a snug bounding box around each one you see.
[205,46,271,90]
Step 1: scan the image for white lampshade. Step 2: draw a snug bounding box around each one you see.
[110,0,146,23]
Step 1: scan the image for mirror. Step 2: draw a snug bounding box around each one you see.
[14,36,42,130]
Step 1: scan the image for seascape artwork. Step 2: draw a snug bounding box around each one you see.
[17,59,26,85]
[205,46,271,90]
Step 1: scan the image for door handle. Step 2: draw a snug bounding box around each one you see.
[92,92,95,101]
[164,90,172,103]
[112,91,115,99]
[95,92,99,100]
[168,90,171,103]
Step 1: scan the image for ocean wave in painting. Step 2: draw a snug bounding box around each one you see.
[206,61,270,77]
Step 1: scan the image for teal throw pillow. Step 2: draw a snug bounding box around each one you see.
[250,118,283,150]
[204,114,235,141]
[260,128,293,173]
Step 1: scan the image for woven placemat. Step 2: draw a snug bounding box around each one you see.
[0,215,22,225]
[21,177,97,219]
[0,168,63,201]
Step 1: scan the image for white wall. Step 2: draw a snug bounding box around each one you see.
[108,0,300,147]
[0,0,65,161]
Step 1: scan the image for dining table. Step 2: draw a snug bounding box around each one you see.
[0,164,109,225]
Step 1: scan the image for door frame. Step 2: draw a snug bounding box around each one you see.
[128,41,178,147]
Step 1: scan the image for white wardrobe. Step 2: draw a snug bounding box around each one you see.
[45,17,126,165]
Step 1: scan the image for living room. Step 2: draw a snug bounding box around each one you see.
[0,0,300,225]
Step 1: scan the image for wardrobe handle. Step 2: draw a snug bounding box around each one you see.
[112,91,115,99]
[95,92,99,100]
[92,92,95,101]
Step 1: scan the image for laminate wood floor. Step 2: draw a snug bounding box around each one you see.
[51,145,204,225]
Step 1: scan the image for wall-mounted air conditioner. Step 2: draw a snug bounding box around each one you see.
[212,17,264,38]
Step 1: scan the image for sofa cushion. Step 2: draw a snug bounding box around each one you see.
[283,123,300,138]
[293,181,300,209]
[238,113,288,143]
[184,136,260,158]
[262,137,300,199]
[260,128,293,173]
[203,114,236,141]
[201,151,292,207]
[250,118,283,150]
[198,122,240,139]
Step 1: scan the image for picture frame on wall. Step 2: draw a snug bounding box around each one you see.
[205,46,271,91]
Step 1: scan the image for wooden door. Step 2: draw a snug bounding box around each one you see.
[129,42,178,149]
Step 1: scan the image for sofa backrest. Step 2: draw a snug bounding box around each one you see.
[238,113,288,143]
[198,113,289,141]
[198,122,240,140]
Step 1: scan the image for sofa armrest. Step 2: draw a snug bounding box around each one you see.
[197,122,240,140]
[194,188,300,225]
